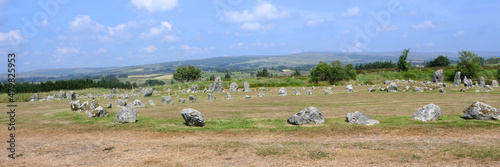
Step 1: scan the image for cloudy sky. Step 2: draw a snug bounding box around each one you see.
[0,0,499,72]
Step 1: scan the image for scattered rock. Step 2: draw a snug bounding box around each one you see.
[346,111,380,125]
[345,85,353,93]
[107,102,112,108]
[67,91,76,100]
[229,83,238,92]
[148,100,155,106]
[181,108,205,127]
[70,100,85,112]
[243,81,250,92]
[30,93,41,102]
[87,93,94,99]
[460,88,467,92]
[189,95,196,102]
[178,98,186,103]
[161,96,173,105]
[295,90,301,95]
[244,95,251,99]
[325,90,333,94]
[208,94,216,101]
[287,106,324,125]
[414,87,424,92]
[58,90,67,99]
[114,106,137,124]
[211,76,224,93]
[412,104,441,122]
[439,88,446,93]
[111,88,117,94]
[141,88,153,97]
[190,85,199,93]
[453,72,461,87]
[479,77,486,87]
[132,99,145,108]
[278,87,287,96]
[492,80,499,87]
[432,70,444,83]
[257,92,265,97]
[463,102,499,120]
[225,93,232,100]
[387,82,398,92]
[306,90,312,95]
[116,99,127,107]
[88,106,109,118]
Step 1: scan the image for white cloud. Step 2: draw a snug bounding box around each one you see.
[377,25,398,32]
[341,29,351,34]
[69,15,105,32]
[307,18,324,26]
[454,30,465,37]
[0,30,24,46]
[401,33,407,39]
[161,35,178,43]
[223,1,289,22]
[412,20,435,29]
[240,22,271,31]
[140,21,177,42]
[54,47,79,55]
[131,0,177,12]
[180,45,215,55]
[139,45,157,53]
[341,7,360,17]
[96,48,107,54]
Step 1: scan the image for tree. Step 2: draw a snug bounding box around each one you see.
[224,73,231,80]
[256,68,270,77]
[426,55,451,67]
[456,50,482,78]
[397,48,411,71]
[173,65,202,83]
[310,61,356,84]
[310,61,331,83]
[292,67,301,76]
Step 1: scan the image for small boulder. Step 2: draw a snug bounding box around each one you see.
[463,102,499,120]
[181,108,205,127]
[412,104,441,122]
[345,85,353,93]
[141,88,153,97]
[189,95,196,102]
[147,100,155,106]
[479,77,486,87]
[492,80,499,87]
[244,95,251,99]
[225,93,232,100]
[278,87,287,96]
[178,98,186,103]
[346,111,380,125]
[66,91,76,100]
[132,99,145,108]
[257,92,265,97]
[107,102,112,108]
[116,99,127,107]
[414,87,424,92]
[190,85,199,93]
[439,88,446,93]
[161,96,173,105]
[306,90,313,95]
[208,93,216,101]
[295,90,301,95]
[88,106,109,118]
[114,106,137,124]
[432,70,444,83]
[387,82,398,92]
[211,77,224,93]
[229,83,238,92]
[287,106,324,125]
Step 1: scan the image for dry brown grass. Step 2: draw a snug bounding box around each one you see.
[1,85,500,166]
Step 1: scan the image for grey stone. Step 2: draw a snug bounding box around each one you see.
[147,100,155,106]
[229,83,238,92]
[132,99,145,108]
[178,98,185,103]
[190,85,199,93]
[414,87,424,92]
[492,80,499,87]
[295,90,301,95]
[306,90,312,95]
[243,81,250,92]
[87,93,94,99]
[161,96,173,105]
[70,100,85,112]
[244,95,251,99]
[463,102,499,120]
[278,87,287,96]
[88,106,109,118]
[383,80,391,84]
[141,88,153,97]
[387,82,398,92]
[107,102,112,108]
[46,95,55,101]
[211,76,224,93]
[432,70,444,83]
[31,93,41,102]
[103,94,113,99]
[257,92,264,97]
[287,106,324,125]
[117,99,127,107]
[412,104,441,122]
[325,90,333,94]
[58,90,66,99]
[453,72,461,87]
[346,111,380,125]
[460,88,467,92]
[345,85,353,93]
[189,95,196,102]
[480,77,486,87]
[181,108,205,127]
[225,92,232,100]
[208,94,216,101]
[67,91,76,100]
[114,106,137,123]
[111,88,117,94]
[439,88,446,93]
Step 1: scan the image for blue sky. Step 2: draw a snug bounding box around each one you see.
[0,0,499,72]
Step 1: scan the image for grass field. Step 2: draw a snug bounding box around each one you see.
[1,84,499,166]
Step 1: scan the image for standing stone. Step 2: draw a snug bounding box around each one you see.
[88,106,109,118]
[464,76,471,87]
[491,80,498,87]
[190,85,199,93]
[107,102,112,108]
[67,91,76,100]
[243,81,250,92]
[306,90,312,95]
[161,96,173,105]
[208,83,214,92]
[225,92,232,100]
[324,90,333,94]
[460,88,467,92]
[278,87,287,96]
[111,88,117,94]
[181,108,205,127]
[414,87,424,92]
[70,100,84,112]
[257,92,265,97]
[58,90,67,99]
[295,90,301,95]
[346,111,380,125]
[345,85,353,93]
[412,104,441,122]
[116,99,127,107]
[453,72,462,87]
[189,95,196,102]
[132,99,145,108]
[432,70,444,83]
[439,88,446,93]
[387,82,398,92]
[31,93,41,102]
[287,106,324,125]
[208,93,216,101]
[211,76,224,93]
[148,100,155,106]
[229,83,238,92]
[463,102,499,120]
[141,88,153,97]
[178,98,186,103]
[87,93,94,99]
[114,106,137,124]
[244,95,251,99]
[480,77,486,87]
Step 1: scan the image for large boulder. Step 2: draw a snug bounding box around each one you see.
[463,102,499,120]
[70,100,85,112]
[189,95,196,102]
[88,106,109,118]
[66,91,76,100]
[116,99,127,107]
[211,76,224,93]
[114,106,137,123]
[387,82,398,92]
[181,108,205,127]
[346,111,380,125]
[161,96,173,105]
[345,85,353,93]
[141,88,153,97]
[132,99,145,108]
[432,70,444,83]
[278,87,287,96]
[492,80,499,87]
[225,92,232,100]
[412,104,441,122]
[453,72,461,87]
[243,81,250,92]
[208,93,216,101]
[229,83,238,92]
[479,77,486,87]
[190,85,199,93]
[287,106,324,125]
